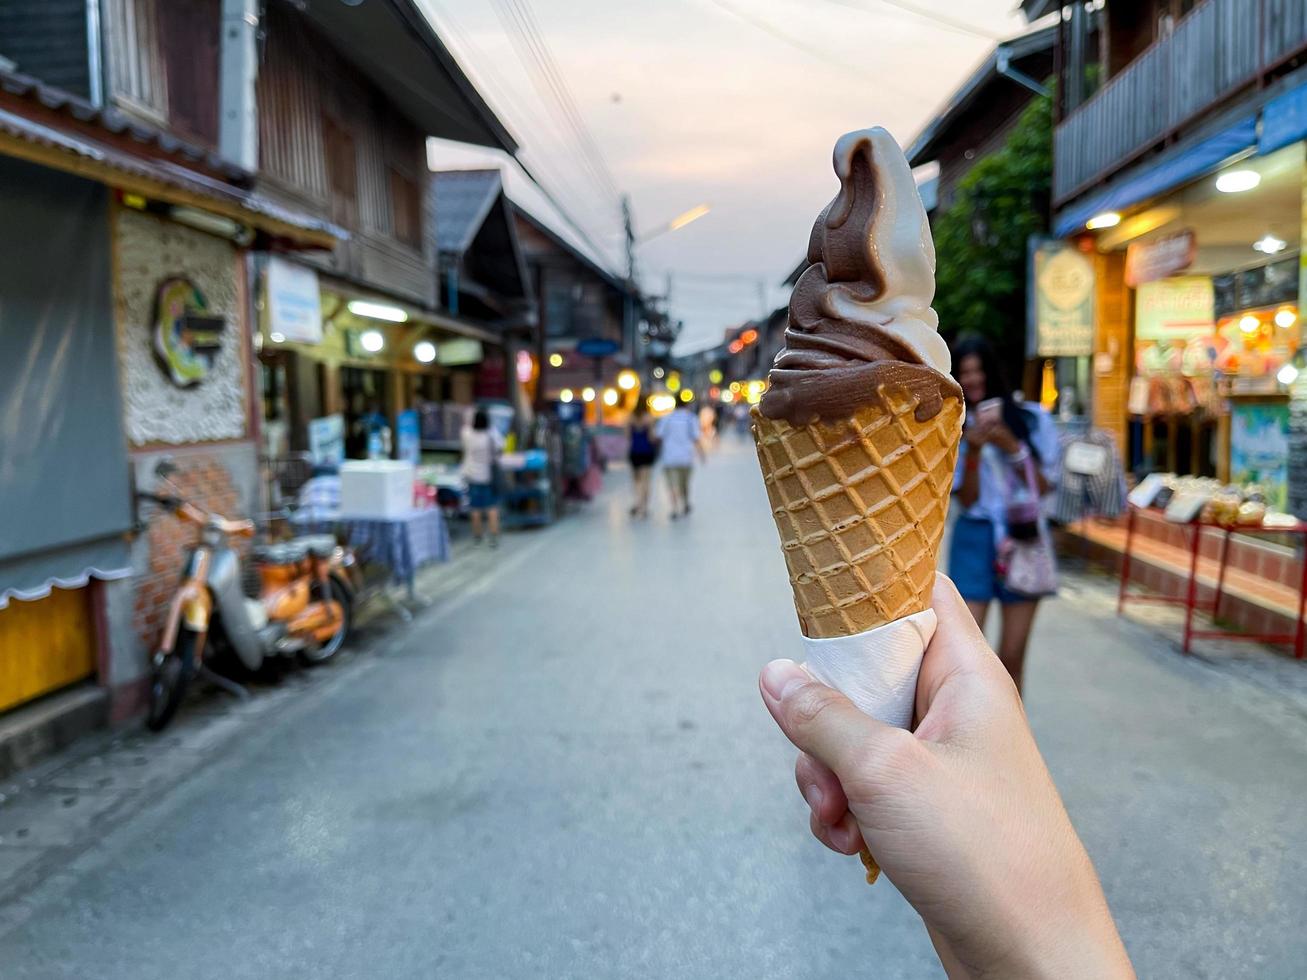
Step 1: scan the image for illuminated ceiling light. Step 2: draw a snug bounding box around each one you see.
[680,389,695,403]
[548,352,564,368]
[720,390,735,403]
[666,373,681,393]
[559,389,574,403]
[652,366,665,379]
[413,340,436,364]
[581,387,596,402]
[269,331,286,344]
[603,388,619,406]
[1216,169,1261,193]
[1278,363,1300,386]
[1085,212,1121,230]
[708,369,723,384]
[617,370,638,390]
[667,203,711,232]
[348,300,408,323]
[1275,308,1297,329]
[1254,234,1287,254]
[649,393,676,413]
[360,329,385,353]
[1238,315,1261,334]
[729,381,741,393]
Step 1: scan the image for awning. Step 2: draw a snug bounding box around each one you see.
[0,104,345,248]
[1261,80,1307,156]
[318,274,504,345]
[297,0,517,154]
[1054,116,1258,237]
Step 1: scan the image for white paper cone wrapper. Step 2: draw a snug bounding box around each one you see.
[801,609,937,730]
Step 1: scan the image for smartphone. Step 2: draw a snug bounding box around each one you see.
[975,398,1003,426]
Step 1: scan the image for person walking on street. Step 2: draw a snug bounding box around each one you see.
[627,401,659,518]
[949,334,1060,692]
[656,402,702,519]
[461,408,504,547]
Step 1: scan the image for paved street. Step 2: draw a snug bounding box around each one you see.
[3,435,1307,978]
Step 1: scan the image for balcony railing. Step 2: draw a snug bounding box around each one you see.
[1054,0,1307,204]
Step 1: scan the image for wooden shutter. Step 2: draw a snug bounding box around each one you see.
[323,113,359,229]
[157,0,220,147]
[390,168,421,248]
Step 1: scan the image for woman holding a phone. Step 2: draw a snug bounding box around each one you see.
[949,334,1060,693]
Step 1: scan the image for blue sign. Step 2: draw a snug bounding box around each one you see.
[576,337,620,358]
[397,410,421,465]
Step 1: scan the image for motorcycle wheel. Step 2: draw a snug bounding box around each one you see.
[301,577,352,666]
[146,631,197,732]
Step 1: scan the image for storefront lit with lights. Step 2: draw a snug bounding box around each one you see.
[1074,140,1306,509]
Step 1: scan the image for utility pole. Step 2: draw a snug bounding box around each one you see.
[622,195,637,367]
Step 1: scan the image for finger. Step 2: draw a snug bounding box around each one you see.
[795,751,848,826]
[917,574,1013,725]
[809,808,865,856]
[760,660,903,779]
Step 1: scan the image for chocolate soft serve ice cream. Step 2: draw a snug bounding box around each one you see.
[751,128,964,885]
[761,128,960,428]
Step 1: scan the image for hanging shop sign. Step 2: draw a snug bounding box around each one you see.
[308,414,345,468]
[1230,401,1290,511]
[438,337,484,366]
[1135,275,1215,342]
[152,277,226,388]
[1125,230,1196,287]
[1028,238,1095,357]
[396,410,420,465]
[264,255,323,344]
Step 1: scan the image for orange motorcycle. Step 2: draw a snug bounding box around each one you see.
[138,461,358,730]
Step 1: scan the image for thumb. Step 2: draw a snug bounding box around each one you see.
[759,659,903,780]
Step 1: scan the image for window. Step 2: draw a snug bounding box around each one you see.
[158,0,221,147]
[323,114,358,228]
[390,168,422,248]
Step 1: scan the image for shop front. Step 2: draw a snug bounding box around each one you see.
[0,158,132,724]
[1084,141,1305,510]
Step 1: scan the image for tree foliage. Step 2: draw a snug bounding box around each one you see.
[933,91,1052,375]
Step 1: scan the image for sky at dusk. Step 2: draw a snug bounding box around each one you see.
[423,0,1029,352]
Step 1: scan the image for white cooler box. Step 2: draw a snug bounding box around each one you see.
[339,460,415,519]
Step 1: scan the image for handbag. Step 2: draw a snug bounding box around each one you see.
[999,454,1058,597]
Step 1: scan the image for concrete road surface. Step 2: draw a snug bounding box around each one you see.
[2,434,1306,978]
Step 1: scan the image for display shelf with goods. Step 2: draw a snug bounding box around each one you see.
[500,450,555,528]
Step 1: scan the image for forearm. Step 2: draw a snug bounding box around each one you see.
[956,460,980,508]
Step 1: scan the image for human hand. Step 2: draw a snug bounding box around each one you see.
[758,576,1134,980]
[986,422,1021,455]
[963,421,991,450]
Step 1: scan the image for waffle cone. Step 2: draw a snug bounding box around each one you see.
[751,387,963,640]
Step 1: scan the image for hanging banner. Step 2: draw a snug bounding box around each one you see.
[265,255,323,344]
[396,410,421,465]
[1135,275,1215,342]
[1230,402,1289,510]
[1125,229,1196,287]
[1028,238,1094,358]
[308,414,345,468]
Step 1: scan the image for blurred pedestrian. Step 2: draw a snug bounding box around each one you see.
[698,403,717,453]
[627,401,659,518]
[461,407,504,547]
[656,401,703,519]
[949,334,1059,692]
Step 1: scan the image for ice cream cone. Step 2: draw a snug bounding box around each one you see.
[752,127,964,888]
[751,389,962,640]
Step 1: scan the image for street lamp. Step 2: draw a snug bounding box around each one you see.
[638,203,711,245]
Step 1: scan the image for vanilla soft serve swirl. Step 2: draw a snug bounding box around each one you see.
[759,128,960,427]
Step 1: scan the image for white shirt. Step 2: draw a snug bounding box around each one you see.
[656,408,701,468]
[460,427,503,484]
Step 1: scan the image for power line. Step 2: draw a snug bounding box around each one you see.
[814,0,1002,40]
[870,0,1002,40]
[491,0,623,207]
[507,0,623,203]
[422,0,618,234]
[701,0,920,101]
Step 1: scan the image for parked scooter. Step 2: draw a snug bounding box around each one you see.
[136,461,358,730]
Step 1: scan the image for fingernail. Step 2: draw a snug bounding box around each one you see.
[831,822,857,853]
[804,784,824,816]
[761,659,807,700]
